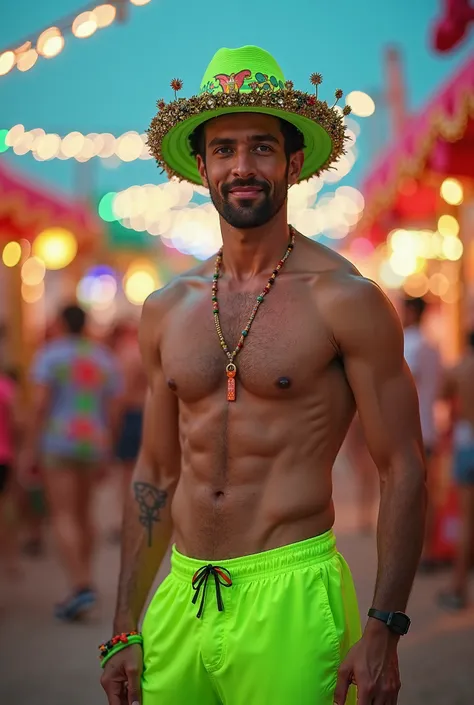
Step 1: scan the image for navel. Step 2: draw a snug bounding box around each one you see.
[167,379,177,391]
[276,376,292,390]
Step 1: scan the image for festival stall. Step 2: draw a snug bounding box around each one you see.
[0,160,103,379]
[348,54,474,562]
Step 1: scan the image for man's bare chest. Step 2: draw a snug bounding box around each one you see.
[161,286,337,403]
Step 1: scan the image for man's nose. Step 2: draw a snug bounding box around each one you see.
[231,148,256,180]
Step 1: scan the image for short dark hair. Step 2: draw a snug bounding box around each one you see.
[189,117,305,162]
[403,297,426,322]
[467,331,474,349]
[61,304,86,335]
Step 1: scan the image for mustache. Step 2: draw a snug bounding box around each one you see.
[221,178,270,197]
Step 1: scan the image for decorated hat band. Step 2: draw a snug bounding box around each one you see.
[147,45,352,186]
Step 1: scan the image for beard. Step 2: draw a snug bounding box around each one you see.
[208,176,288,229]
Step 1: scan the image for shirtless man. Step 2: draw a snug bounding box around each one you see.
[439,330,474,609]
[100,46,426,705]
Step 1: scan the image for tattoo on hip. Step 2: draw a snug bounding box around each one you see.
[133,482,168,547]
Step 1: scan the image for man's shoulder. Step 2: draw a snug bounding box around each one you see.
[141,260,212,317]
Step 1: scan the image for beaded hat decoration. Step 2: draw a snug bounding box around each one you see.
[147,45,352,185]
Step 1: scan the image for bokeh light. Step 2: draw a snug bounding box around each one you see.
[6,124,25,147]
[72,12,98,38]
[403,273,429,298]
[16,49,38,72]
[77,273,117,307]
[2,241,22,267]
[0,129,9,153]
[37,28,65,58]
[346,91,375,117]
[123,260,160,305]
[35,133,61,160]
[428,272,450,296]
[61,132,85,158]
[438,214,459,237]
[98,192,118,221]
[115,132,143,162]
[92,4,117,28]
[442,235,463,261]
[124,271,156,305]
[21,281,45,304]
[440,178,463,206]
[379,259,405,289]
[0,51,15,76]
[21,257,46,286]
[33,228,78,270]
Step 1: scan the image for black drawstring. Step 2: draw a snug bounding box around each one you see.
[191,564,233,618]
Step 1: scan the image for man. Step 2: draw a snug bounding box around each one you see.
[402,296,442,568]
[23,304,122,620]
[101,46,426,705]
[438,330,474,609]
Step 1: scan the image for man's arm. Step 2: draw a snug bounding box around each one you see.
[328,275,426,703]
[112,292,181,634]
[333,276,426,617]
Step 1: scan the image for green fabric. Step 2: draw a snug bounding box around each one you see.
[141,531,360,704]
[160,45,332,185]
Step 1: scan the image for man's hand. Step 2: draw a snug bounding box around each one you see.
[334,629,401,705]
[100,644,143,705]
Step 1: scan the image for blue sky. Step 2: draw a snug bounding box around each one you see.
[1,0,473,200]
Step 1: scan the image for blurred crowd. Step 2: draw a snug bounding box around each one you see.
[0,304,147,619]
[1,296,474,619]
[341,296,474,610]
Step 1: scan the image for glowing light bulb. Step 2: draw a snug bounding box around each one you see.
[346,91,375,117]
[0,51,15,76]
[440,178,463,206]
[2,241,22,267]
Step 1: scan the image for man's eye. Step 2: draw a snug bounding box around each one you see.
[215,147,232,155]
[255,145,273,153]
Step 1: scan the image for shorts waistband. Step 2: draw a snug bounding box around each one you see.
[171,530,337,585]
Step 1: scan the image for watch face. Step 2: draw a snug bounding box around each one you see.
[389,612,411,635]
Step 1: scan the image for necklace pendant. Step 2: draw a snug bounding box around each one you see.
[226,363,237,402]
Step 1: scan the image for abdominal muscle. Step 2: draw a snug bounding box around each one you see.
[171,394,346,560]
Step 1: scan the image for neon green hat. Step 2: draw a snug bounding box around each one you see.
[148,45,351,185]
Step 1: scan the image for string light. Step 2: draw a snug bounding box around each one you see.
[440,178,463,206]
[1,124,154,162]
[0,1,153,77]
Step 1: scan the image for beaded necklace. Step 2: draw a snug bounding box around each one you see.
[212,226,295,402]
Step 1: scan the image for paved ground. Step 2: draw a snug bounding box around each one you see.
[1,466,473,705]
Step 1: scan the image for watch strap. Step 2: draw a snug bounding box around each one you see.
[368,608,411,635]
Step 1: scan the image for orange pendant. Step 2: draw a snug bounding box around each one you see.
[226,363,237,402]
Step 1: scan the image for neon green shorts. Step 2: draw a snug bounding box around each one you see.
[142,530,360,704]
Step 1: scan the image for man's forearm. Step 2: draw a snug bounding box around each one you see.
[370,457,426,616]
[113,469,176,633]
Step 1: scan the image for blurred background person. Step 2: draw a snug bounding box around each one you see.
[402,296,443,570]
[0,366,22,579]
[107,320,147,542]
[438,330,474,610]
[20,304,122,621]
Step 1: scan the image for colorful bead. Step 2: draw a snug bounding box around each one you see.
[212,227,295,393]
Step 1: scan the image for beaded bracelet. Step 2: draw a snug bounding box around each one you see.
[99,632,143,669]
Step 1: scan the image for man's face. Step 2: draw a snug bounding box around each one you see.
[196,113,303,229]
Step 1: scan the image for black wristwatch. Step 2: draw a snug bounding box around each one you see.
[368,608,411,636]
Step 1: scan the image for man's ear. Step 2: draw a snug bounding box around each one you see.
[287,150,305,187]
[196,155,208,188]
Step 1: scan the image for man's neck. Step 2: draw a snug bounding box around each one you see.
[218,211,291,280]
